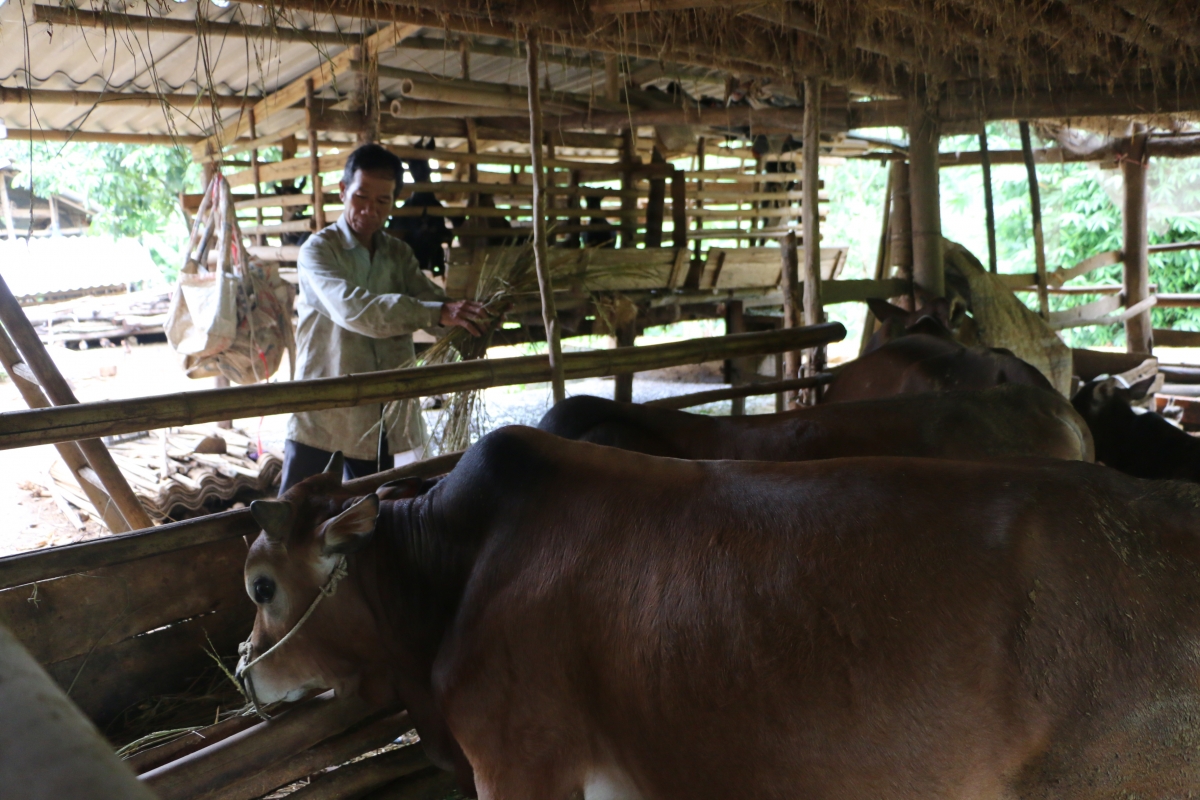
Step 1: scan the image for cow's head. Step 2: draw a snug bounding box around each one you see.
[239,453,427,707]
[863,297,966,353]
[1073,373,1159,421]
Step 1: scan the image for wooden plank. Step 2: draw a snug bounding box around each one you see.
[582,248,678,291]
[821,277,911,305]
[1048,294,1123,330]
[226,151,350,189]
[1052,249,1122,285]
[1154,328,1200,348]
[192,22,420,158]
[0,537,250,667]
[45,602,252,728]
[704,247,847,289]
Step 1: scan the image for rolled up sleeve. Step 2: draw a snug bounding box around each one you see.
[299,239,444,339]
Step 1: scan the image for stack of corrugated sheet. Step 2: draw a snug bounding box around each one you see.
[24,289,171,347]
[49,426,281,525]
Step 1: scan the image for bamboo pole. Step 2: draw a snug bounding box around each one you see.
[305,79,327,231]
[670,169,687,249]
[0,327,129,532]
[0,325,846,451]
[693,137,706,260]
[0,275,152,530]
[802,78,825,390]
[140,692,378,799]
[979,123,998,274]
[0,174,15,239]
[1019,121,1050,320]
[1122,122,1152,353]
[860,163,895,355]
[645,148,667,248]
[526,29,566,404]
[620,127,638,248]
[780,231,802,409]
[888,159,914,310]
[0,84,250,109]
[908,91,944,301]
[250,111,264,247]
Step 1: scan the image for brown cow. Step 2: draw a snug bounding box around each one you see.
[537,384,1093,462]
[829,298,1053,403]
[241,427,1200,799]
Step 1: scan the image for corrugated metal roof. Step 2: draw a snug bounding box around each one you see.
[0,1,727,142]
[1,235,163,297]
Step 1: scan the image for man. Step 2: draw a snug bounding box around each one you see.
[281,144,486,492]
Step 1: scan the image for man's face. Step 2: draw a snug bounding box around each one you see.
[339,169,397,242]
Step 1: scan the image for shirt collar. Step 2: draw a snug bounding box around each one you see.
[335,213,385,253]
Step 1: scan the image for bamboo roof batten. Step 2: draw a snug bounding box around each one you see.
[0,86,253,109]
[32,5,365,47]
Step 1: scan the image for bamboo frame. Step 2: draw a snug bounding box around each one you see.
[0,86,249,108]
[1122,124,1152,353]
[0,325,846,451]
[526,30,566,404]
[802,78,826,385]
[0,275,153,530]
[1019,121,1050,320]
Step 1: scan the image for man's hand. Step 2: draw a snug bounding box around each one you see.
[440,299,488,337]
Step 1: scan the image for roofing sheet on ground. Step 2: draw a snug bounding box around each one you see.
[0,235,162,296]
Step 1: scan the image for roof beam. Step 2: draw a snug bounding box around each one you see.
[4,128,204,145]
[190,20,421,157]
[33,5,362,47]
[0,86,251,109]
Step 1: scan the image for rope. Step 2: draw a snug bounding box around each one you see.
[235,554,348,718]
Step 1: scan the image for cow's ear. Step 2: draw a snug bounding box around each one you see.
[320,494,380,556]
[251,500,294,544]
[866,298,906,322]
[375,477,426,501]
[324,451,345,481]
[1127,374,1158,400]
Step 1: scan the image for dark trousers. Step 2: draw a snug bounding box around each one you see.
[279,439,381,494]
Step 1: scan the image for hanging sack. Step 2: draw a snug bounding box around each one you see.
[166,174,296,384]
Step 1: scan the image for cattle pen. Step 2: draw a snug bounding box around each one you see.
[4,0,1200,797]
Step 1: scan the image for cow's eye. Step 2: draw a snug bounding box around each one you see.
[252,576,276,605]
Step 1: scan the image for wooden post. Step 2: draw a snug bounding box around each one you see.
[802,78,825,389]
[354,46,380,144]
[860,162,895,355]
[0,326,129,532]
[888,159,914,310]
[670,169,687,250]
[620,126,637,249]
[908,92,944,302]
[47,196,60,235]
[460,36,471,80]
[645,147,666,248]
[1019,121,1050,321]
[0,275,153,530]
[693,137,706,260]
[724,300,746,415]
[1123,123,1152,353]
[526,29,566,404]
[305,79,326,231]
[613,321,636,402]
[979,123,998,274]
[604,53,620,102]
[0,173,15,239]
[781,231,801,408]
[250,110,264,247]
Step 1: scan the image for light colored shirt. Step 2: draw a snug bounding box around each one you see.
[287,214,447,460]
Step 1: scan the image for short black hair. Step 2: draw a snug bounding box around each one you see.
[342,144,402,194]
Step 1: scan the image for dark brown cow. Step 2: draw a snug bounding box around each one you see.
[823,333,1053,403]
[241,427,1200,799]
[537,384,1093,462]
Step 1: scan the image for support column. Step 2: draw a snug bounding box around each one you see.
[979,123,998,274]
[645,147,666,248]
[305,79,326,231]
[860,162,895,355]
[1123,124,1152,354]
[888,159,913,310]
[1019,120,1050,320]
[250,110,264,247]
[907,92,944,302]
[781,231,800,408]
[619,127,637,249]
[614,321,636,403]
[0,173,15,239]
[526,29,566,403]
[802,77,825,393]
[724,300,746,416]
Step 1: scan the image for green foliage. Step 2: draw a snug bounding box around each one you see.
[0,140,202,279]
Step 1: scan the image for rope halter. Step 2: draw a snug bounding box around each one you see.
[235,554,349,718]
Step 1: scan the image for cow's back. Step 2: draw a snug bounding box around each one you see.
[539,386,1093,462]
[824,333,1053,403]
[432,429,1200,799]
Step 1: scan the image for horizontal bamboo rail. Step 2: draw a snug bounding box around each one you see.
[0,453,466,592]
[0,86,250,109]
[0,325,844,451]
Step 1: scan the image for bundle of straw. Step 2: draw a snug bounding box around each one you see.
[383,241,664,456]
